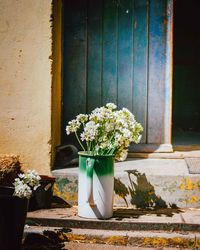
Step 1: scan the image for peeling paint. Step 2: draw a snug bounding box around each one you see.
[53,179,78,204]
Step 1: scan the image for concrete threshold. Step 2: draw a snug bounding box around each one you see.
[54,158,191,176]
[128,150,200,159]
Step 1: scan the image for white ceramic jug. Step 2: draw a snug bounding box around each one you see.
[78,152,114,219]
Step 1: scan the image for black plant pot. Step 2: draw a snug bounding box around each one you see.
[28,175,55,211]
[0,186,28,250]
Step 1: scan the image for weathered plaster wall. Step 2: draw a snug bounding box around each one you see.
[0,0,52,174]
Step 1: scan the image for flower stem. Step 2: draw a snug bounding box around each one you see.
[75,132,85,151]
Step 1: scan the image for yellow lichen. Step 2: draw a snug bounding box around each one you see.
[143,237,168,247]
[64,192,78,202]
[105,236,128,245]
[179,178,200,204]
[171,237,187,246]
[53,183,77,204]
[57,232,200,248]
[67,234,87,242]
[180,178,195,190]
[142,237,199,248]
[190,196,198,203]
[53,183,61,197]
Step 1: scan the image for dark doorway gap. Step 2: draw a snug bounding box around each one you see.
[173,0,200,146]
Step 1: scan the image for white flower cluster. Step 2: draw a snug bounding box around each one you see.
[66,103,143,161]
[13,170,41,199]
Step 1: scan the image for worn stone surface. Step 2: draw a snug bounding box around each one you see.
[63,243,192,250]
[52,159,200,208]
[27,206,200,232]
[24,219,200,249]
[24,226,200,249]
[129,150,200,159]
[25,205,200,248]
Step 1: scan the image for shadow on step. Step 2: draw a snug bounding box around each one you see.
[114,169,182,217]
[113,207,182,219]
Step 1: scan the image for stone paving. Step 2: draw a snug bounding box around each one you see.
[63,242,192,250]
[25,157,200,249]
[27,206,200,231]
[24,206,200,249]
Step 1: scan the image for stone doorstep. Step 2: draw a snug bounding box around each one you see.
[56,242,197,250]
[27,206,200,232]
[52,158,200,208]
[24,225,200,249]
[25,206,200,248]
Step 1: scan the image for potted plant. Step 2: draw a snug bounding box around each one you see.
[66,103,143,219]
[0,155,41,250]
[28,175,55,211]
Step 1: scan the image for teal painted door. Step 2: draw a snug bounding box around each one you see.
[62,0,172,147]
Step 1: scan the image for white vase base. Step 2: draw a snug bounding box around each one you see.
[78,203,113,219]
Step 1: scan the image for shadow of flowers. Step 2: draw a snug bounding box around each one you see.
[114,170,180,214]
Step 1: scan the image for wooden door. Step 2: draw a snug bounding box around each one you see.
[61,0,172,149]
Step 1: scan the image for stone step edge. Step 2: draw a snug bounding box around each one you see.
[26,216,200,233]
[128,151,200,159]
[24,226,200,249]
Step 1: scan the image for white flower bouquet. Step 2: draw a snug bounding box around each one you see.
[13,170,41,199]
[66,103,143,161]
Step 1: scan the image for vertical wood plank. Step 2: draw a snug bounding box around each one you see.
[117,0,133,111]
[87,1,103,112]
[62,0,87,142]
[148,0,167,143]
[102,0,118,105]
[133,0,149,143]
[61,0,171,147]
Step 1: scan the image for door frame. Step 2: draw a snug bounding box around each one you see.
[51,0,62,166]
